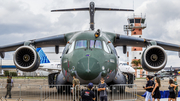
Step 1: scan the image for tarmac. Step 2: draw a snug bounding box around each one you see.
[0,77,179,101]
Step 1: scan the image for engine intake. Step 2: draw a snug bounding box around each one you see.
[141,46,167,72]
[14,46,40,72]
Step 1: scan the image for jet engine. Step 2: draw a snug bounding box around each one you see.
[13,46,40,72]
[141,46,167,72]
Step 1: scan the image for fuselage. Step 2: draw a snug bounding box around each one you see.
[61,30,119,84]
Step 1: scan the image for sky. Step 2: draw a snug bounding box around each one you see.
[0,0,180,67]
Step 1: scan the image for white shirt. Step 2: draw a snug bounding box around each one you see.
[11,79,13,86]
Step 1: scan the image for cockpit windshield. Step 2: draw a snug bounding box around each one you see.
[90,40,102,49]
[119,63,128,66]
[75,40,87,49]
[122,63,128,66]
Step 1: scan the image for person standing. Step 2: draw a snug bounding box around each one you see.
[98,78,107,101]
[152,77,161,101]
[144,76,153,101]
[5,75,11,99]
[168,79,178,101]
[81,83,96,101]
[174,77,178,101]
[72,75,80,101]
[151,76,155,87]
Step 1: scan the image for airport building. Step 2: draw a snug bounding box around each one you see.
[124,14,146,67]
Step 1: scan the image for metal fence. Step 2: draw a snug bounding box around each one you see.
[111,84,137,101]
[0,83,137,101]
[0,77,48,85]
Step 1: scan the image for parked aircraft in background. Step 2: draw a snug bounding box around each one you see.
[119,61,135,74]
[140,67,180,79]
[0,2,180,92]
[118,61,135,84]
[38,62,61,73]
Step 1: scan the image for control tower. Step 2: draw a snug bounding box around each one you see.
[124,14,146,66]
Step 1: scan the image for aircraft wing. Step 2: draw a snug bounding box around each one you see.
[0,34,70,58]
[114,34,180,52]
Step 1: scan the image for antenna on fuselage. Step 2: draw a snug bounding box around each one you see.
[51,2,134,31]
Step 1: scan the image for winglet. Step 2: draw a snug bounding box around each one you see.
[0,52,5,59]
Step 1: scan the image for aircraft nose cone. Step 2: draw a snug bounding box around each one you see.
[77,57,100,80]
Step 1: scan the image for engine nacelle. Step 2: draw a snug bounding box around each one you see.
[141,46,167,72]
[13,46,40,72]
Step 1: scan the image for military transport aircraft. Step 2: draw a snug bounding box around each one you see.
[0,2,180,92]
[140,67,180,79]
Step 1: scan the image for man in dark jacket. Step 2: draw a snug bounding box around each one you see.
[144,76,153,101]
[81,83,96,101]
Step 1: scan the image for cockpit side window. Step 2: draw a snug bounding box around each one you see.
[67,41,75,54]
[106,44,112,54]
[63,44,69,54]
[103,41,110,53]
[90,40,102,49]
[75,40,87,49]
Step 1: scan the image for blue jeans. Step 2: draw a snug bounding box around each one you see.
[145,91,152,101]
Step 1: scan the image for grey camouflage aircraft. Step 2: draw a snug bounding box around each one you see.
[140,67,180,79]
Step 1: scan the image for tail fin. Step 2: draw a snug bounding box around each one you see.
[36,48,50,64]
[51,2,134,30]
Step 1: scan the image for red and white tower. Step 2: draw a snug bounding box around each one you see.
[124,14,146,66]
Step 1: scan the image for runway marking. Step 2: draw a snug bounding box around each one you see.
[136,94,144,98]
[125,89,144,99]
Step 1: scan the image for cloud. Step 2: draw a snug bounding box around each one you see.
[1,0,180,67]
[134,0,180,66]
[0,0,54,51]
[135,0,180,41]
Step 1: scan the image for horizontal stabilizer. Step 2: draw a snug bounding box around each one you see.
[95,7,134,11]
[51,2,134,30]
[51,7,89,12]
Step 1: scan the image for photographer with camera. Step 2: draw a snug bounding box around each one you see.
[143,76,154,101]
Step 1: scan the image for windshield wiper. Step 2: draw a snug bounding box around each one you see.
[94,40,96,48]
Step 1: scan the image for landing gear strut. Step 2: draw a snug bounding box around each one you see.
[48,72,59,88]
